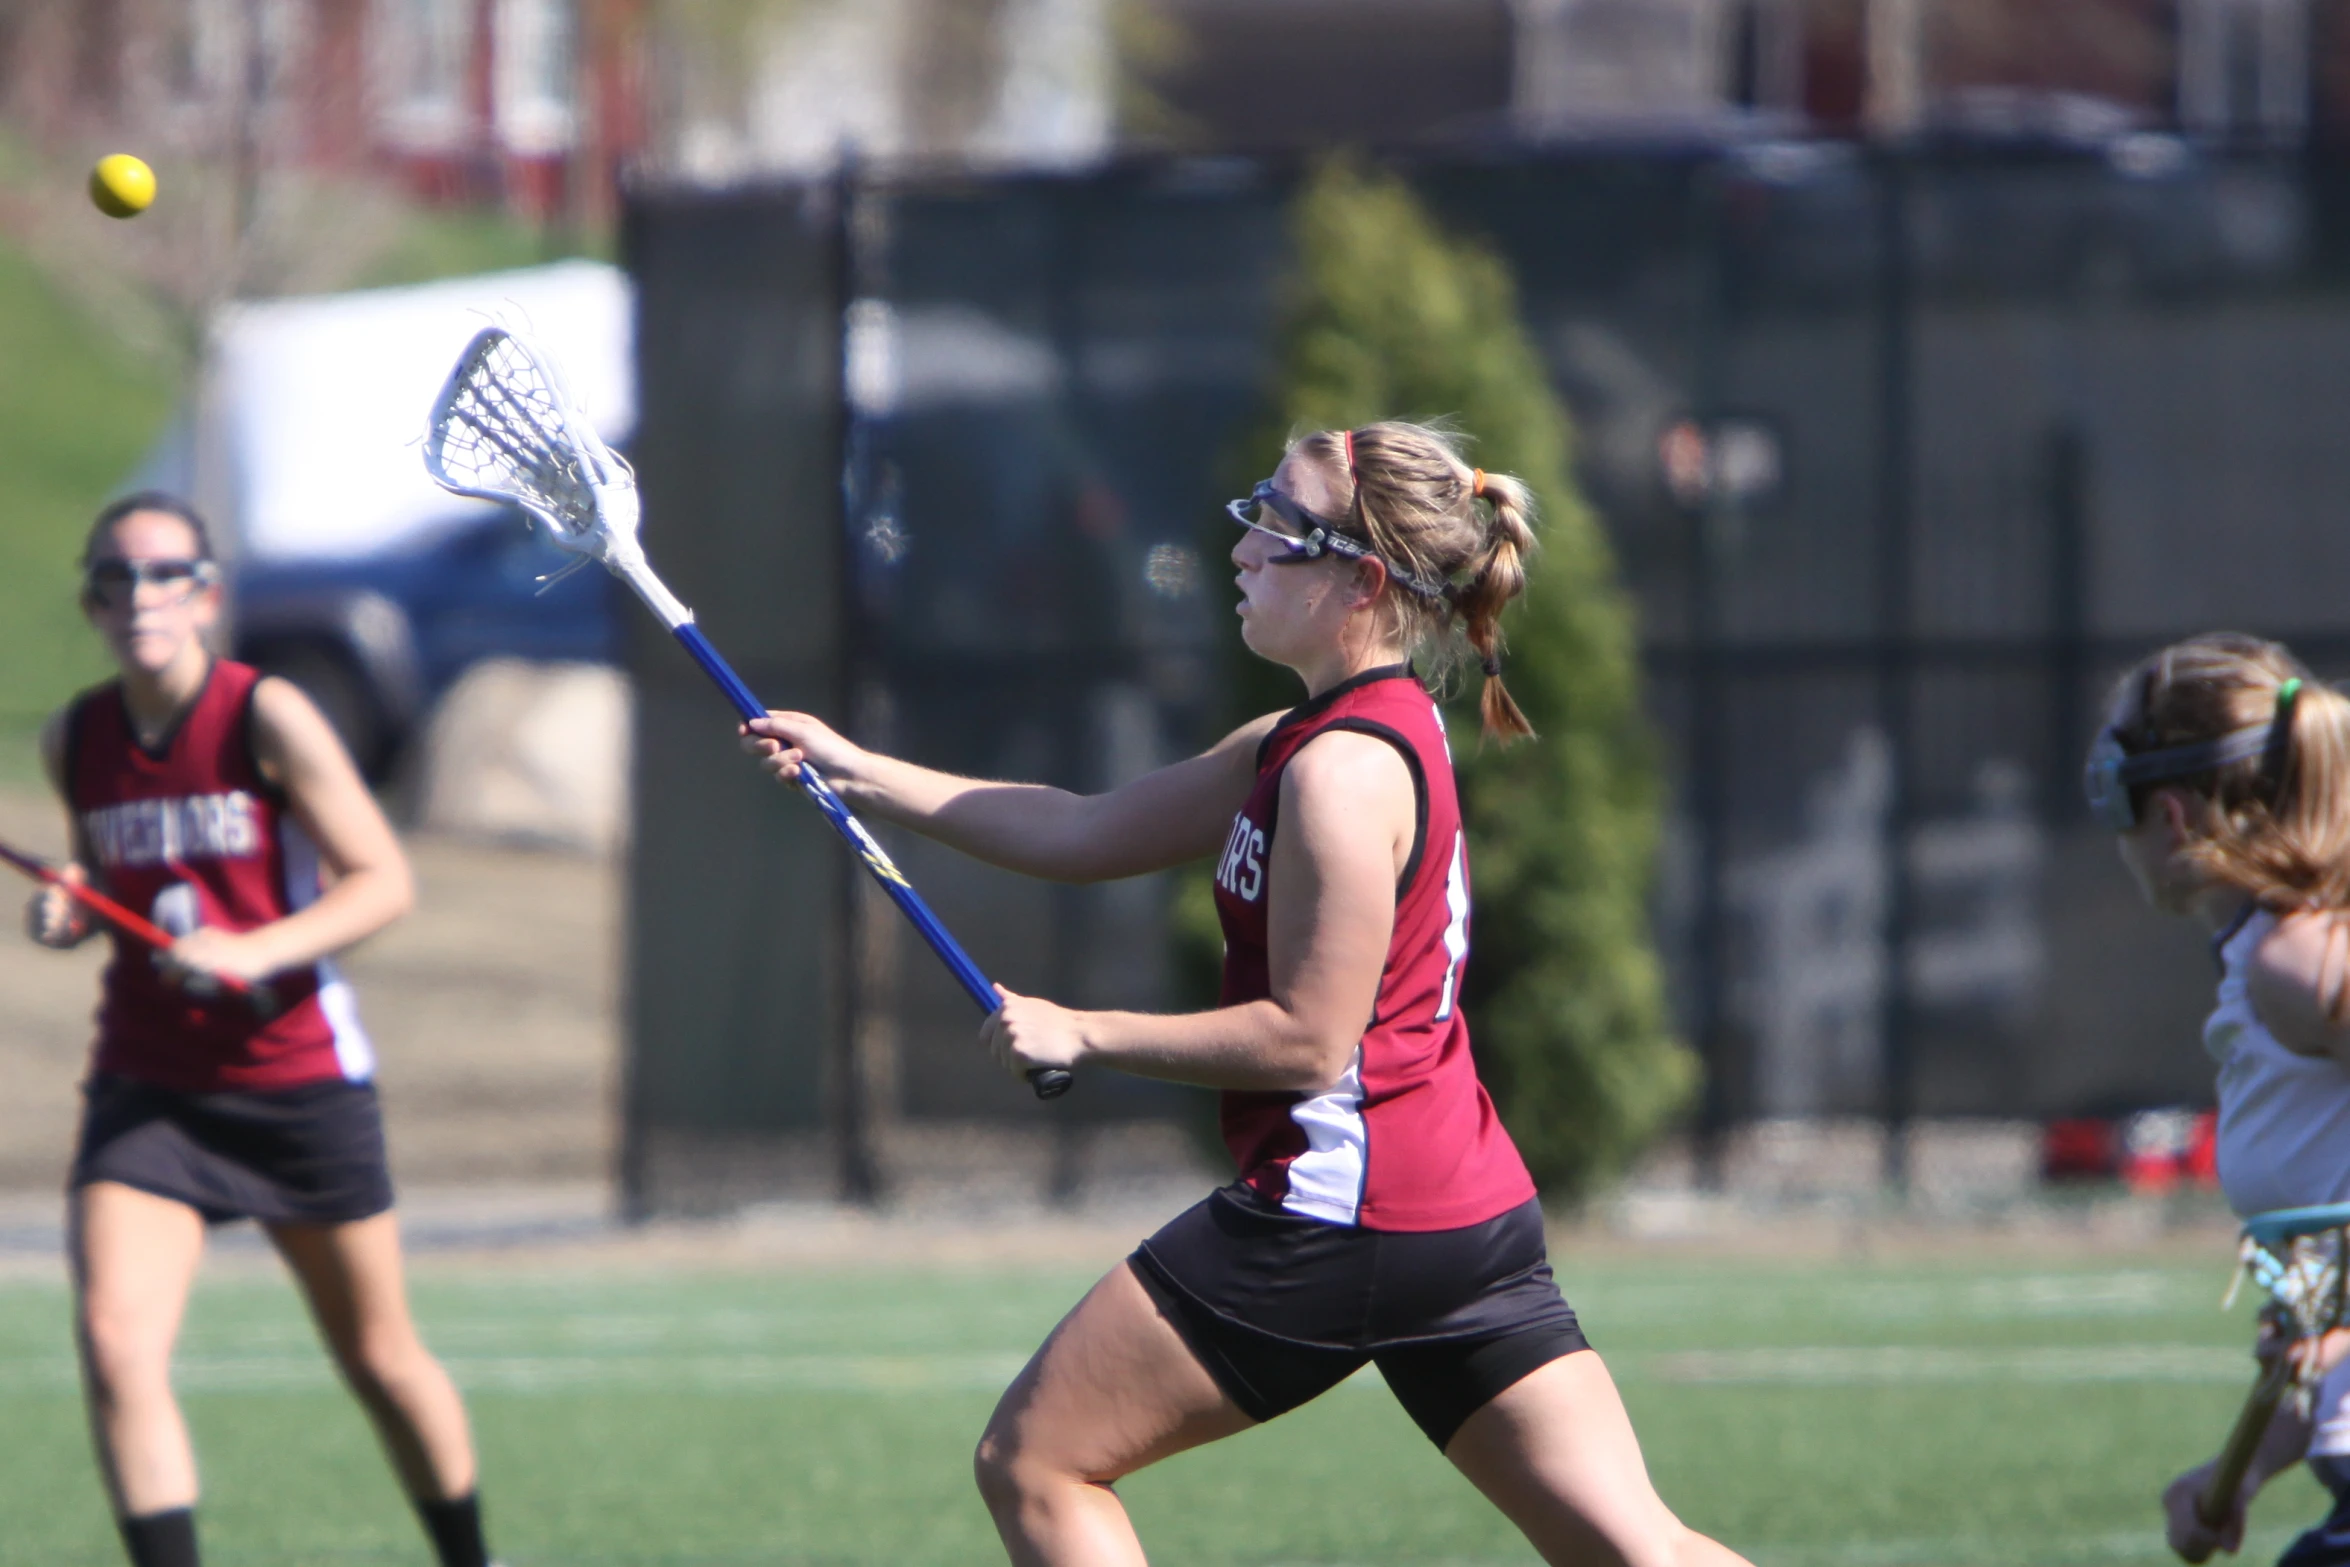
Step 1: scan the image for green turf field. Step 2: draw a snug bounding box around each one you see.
[0,1246,2324,1565]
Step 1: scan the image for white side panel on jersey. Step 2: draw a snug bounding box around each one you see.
[281,822,377,1082]
[317,962,378,1082]
[2313,1357,2350,1459]
[1434,830,1469,1022]
[1281,1044,1367,1225]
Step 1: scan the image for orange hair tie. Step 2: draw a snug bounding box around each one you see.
[1472,469,1487,498]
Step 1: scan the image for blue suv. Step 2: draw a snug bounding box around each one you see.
[231,508,617,780]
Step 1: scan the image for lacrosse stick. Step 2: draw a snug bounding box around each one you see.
[2198,1201,2350,1528]
[0,836,275,1012]
[422,327,1071,1100]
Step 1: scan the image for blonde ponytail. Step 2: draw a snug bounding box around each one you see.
[1295,421,1541,743]
[1457,470,1536,741]
[2113,634,2350,909]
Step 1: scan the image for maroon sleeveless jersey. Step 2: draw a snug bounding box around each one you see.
[65,660,374,1092]
[1212,664,1536,1231]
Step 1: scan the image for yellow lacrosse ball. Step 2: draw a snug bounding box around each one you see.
[90,154,156,219]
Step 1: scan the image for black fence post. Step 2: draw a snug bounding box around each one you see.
[1874,150,1917,1191]
[616,191,652,1225]
[832,156,884,1206]
[2045,420,2090,821]
[1687,156,1735,1189]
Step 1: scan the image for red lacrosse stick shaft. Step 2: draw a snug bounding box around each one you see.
[0,836,256,997]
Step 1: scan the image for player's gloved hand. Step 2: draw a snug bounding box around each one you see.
[981,985,1088,1084]
[26,865,94,949]
[742,711,866,789]
[2164,1460,2247,1563]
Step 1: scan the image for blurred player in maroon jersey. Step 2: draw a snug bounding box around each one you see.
[26,493,496,1567]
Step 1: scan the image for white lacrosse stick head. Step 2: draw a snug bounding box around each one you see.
[423,326,643,568]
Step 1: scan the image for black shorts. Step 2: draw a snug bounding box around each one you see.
[1130,1185,1588,1449]
[70,1073,395,1227]
[2281,1457,2350,1567]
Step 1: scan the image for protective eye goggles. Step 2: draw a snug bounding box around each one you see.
[2082,678,2303,831]
[1224,481,1448,599]
[83,557,218,605]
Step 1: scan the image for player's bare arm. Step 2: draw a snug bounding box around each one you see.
[744,708,1284,882]
[2246,908,2350,1063]
[2166,1386,2315,1562]
[982,729,1413,1091]
[164,677,414,985]
[25,705,96,948]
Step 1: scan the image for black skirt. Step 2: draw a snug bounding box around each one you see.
[70,1072,395,1227]
[1129,1184,1588,1449]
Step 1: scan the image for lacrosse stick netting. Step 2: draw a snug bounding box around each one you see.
[422,327,1071,1099]
[2199,1203,2350,1527]
[423,328,680,610]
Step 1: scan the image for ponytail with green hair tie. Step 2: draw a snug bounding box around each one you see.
[2263,676,2305,785]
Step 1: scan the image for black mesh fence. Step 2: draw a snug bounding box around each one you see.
[623,145,2350,1213]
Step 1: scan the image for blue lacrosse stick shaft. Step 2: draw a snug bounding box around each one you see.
[670,622,1072,1100]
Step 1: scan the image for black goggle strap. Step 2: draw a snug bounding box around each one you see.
[2114,679,2307,791]
[2106,723,2273,790]
[1231,482,1450,600]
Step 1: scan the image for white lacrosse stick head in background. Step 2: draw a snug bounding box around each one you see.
[423,327,687,625]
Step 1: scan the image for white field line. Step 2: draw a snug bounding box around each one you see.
[0,1350,1032,1395]
[1262,1525,2307,1567]
[1640,1344,2246,1385]
[1743,1524,2306,1566]
[0,1341,2250,1395]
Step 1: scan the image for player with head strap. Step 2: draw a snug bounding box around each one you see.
[23,493,499,1567]
[2086,633,2350,1565]
[746,421,1753,1565]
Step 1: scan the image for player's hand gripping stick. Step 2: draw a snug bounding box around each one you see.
[0,837,277,1015]
[675,628,1071,1100]
[2198,1202,2350,1530]
[423,327,1071,1099]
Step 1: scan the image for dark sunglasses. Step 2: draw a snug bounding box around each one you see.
[1223,481,1448,599]
[84,557,218,604]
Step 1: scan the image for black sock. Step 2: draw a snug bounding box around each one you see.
[416,1492,490,1567]
[118,1508,199,1567]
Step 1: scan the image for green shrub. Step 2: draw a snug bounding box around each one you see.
[1205,158,1696,1204]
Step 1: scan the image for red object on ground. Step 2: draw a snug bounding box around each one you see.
[2042,1110,2221,1190]
[2186,1110,2220,1187]
[2042,1117,2119,1182]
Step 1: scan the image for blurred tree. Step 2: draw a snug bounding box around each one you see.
[1197,157,1695,1204]
[650,0,815,164]
[1106,0,1198,148]
[648,0,1110,176]
[899,0,1013,154]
